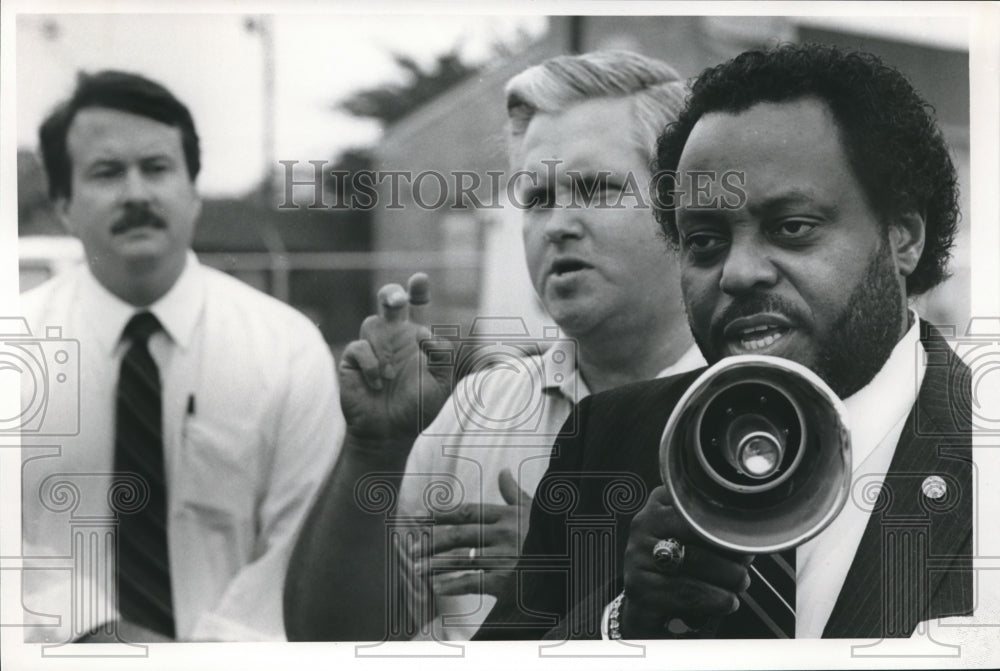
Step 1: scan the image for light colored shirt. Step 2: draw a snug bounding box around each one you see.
[399,341,705,640]
[795,313,924,636]
[19,253,344,641]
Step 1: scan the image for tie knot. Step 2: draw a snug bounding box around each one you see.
[123,311,162,345]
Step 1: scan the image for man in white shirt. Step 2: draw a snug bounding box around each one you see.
[284,51,704,641]
[20,70,345,643]
[476,43,977,640]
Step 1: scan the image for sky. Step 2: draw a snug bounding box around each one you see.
[15,12,546,197]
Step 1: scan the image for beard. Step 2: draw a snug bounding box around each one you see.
[811,239,905,398]
[690,237,905,399]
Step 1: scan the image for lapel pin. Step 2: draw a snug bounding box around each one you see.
[921,475,947,500]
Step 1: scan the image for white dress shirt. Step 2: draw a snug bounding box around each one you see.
[795,313,924,636]
[19,253,345,641]
[399,341,705,641]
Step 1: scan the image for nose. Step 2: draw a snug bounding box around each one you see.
[541,204,585,244]
[121,167,152,204]
[719,235,779,295]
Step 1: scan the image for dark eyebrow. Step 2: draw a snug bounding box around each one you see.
[675,206,730,228]
[563,170,618,186]
[140,153,177,164]
[747,190,840,219]
[676,188,841,229]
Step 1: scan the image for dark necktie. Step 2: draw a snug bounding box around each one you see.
[719,549,796,638]
[113,311,175,638]
[740,550,796,638]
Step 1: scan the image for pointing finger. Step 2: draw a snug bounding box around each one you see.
[407,273,430,305]
[377,283,409,323]
[407,273,430,323]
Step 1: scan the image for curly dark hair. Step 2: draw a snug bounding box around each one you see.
[39,70,201,202]
[654,43,960,296]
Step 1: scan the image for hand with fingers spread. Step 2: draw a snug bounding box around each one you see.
[621,485,752,638]
[339,273,453,445]
[416,468,533,597]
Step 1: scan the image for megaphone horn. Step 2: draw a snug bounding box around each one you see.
[659,354,851,554]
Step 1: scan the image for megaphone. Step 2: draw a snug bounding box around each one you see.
[659,354,851,554]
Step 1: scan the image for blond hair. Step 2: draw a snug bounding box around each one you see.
[505,50,686,165]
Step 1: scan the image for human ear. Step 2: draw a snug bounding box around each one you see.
[888,212,926,277]
[54,197,77,237]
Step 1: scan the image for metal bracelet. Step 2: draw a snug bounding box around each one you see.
[607,591,626,640]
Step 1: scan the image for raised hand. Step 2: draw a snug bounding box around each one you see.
[621,485,752,638]
[339,273,453,445]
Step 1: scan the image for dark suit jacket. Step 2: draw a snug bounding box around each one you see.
[476,322,973,640]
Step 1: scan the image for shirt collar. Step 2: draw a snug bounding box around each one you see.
[542,343,590,403]
[81,250,204,354]
[150,251,204,351]
[655,344,706,379]
[842,310,925,468]
[542,343,706,404]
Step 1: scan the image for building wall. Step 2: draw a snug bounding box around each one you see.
[373,16,972,334]
[373,41,563,328]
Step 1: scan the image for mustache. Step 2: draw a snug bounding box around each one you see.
[110,207,167,235]
[709,293,807,342]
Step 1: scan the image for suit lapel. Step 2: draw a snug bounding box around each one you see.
[823,323,973,638]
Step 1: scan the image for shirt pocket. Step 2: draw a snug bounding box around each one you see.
[177,416,260,528]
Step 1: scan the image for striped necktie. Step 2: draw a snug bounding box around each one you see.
[720,550,796,638]
[113,311,175,638]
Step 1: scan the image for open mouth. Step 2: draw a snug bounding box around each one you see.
[721,314,795,354]
[734,324,789,352]
[549,258,591,276]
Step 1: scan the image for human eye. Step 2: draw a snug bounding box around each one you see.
[594,177,625,198]
[577,173,618,191]
[567,171,625,203]
[680,228,729,260]
[142,159,174,177]
[769,218,818,242]
[87,163,123,180]
[520,185,556,210]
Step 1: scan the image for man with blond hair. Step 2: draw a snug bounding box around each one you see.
[284,50,703,641]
